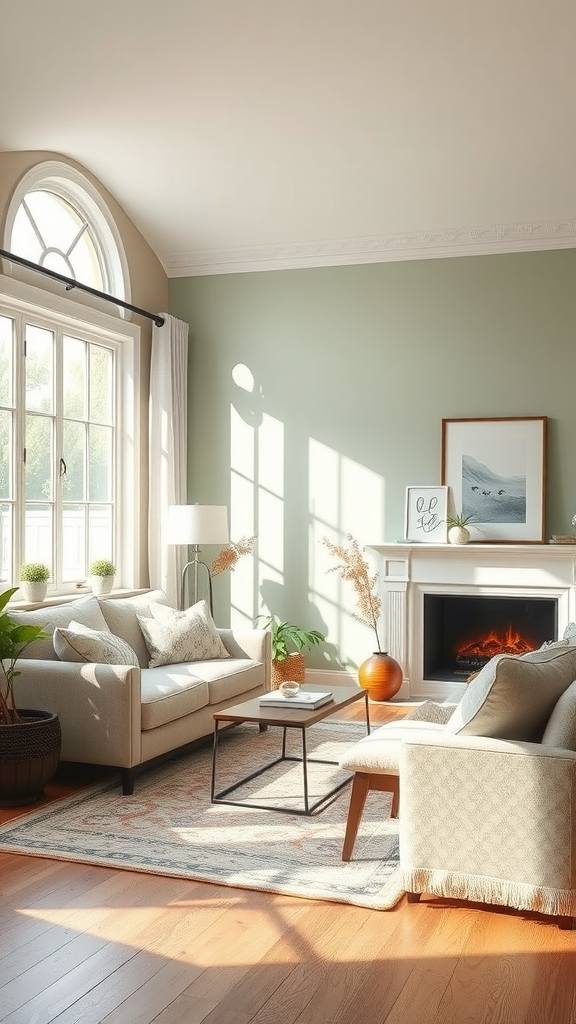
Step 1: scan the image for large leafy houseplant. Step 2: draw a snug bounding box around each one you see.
[0,587,49,724]
[257,616,325,662]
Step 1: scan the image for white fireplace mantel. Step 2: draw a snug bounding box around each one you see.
[368,543,576,701]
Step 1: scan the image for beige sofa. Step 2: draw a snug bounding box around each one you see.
[340,639,576,925]
[11,590,270,794]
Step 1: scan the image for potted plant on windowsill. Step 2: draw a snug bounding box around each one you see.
[88,559,116,595]
[18,563,51,603]
[0,587,62,806]
[257,615,325,690]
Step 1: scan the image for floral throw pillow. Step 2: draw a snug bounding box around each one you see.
[137,600,231,668]
[53,621,139,666]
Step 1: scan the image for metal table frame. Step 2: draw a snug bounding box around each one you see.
[210,692,370,816]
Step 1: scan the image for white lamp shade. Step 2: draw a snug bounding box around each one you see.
[167,504,229,545]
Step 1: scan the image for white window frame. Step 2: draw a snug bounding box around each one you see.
[4,161,130,308]
[0,273,141,594]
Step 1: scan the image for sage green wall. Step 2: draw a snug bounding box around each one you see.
[169,250,576,663]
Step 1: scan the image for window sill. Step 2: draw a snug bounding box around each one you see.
[7,588,151,611]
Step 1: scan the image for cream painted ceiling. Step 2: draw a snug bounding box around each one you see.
[1,0,575,276]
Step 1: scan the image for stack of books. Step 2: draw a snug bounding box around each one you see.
[258,690,334,710]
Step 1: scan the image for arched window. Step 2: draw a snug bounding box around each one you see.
[5,160,129,305]
[1,163,139,596]
[13,190,104,288]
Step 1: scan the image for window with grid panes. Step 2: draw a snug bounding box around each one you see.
[1,164,138,594]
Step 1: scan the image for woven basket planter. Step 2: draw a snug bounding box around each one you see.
[271,652,306,690]
[0,709,61,807]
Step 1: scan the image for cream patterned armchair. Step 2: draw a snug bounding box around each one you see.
[400,727,576,927]
[340,639,576,926]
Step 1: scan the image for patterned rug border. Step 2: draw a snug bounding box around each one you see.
[0,721,404,911]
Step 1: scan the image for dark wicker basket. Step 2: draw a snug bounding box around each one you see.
[0,709,61,806]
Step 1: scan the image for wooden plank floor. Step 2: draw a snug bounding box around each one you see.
[2,702,576,1024]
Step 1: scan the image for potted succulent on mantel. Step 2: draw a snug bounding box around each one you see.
[0,586,62,806]
[257,615,325,690]
[447,512,475,546]
[18,562,51,603]
[88,558,116,595]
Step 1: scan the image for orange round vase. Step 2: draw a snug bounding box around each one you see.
[358,651,403,702]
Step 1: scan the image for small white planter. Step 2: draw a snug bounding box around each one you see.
[448,525,471,545]
[19,580,48,603]
[89,575,115,595]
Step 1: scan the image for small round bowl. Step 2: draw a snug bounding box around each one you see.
[279,680,300,698]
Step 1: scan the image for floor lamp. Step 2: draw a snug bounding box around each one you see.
[167,504,229,613]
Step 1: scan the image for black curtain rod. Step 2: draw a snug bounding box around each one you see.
[0,248,165,327]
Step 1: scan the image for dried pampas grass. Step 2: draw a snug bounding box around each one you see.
[211,536,257,577]
[322,534,381,652]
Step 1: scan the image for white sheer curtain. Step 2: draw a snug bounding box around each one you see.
[148,314,189,607]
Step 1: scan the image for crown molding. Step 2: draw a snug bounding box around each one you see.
[165,218,576,277]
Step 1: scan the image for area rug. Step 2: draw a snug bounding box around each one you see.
[0,721,403,910]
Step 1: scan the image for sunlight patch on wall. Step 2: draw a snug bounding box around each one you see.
[309,438,385,670]
[230,369,285,629]
[230,466,256,629]
[258,412,284,499]
[231,362,255,393]
[255,414,285,623]
[230,404,254,481]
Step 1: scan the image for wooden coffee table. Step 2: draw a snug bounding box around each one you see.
[211,683,370,815]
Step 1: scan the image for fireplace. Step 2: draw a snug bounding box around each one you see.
[367,542,576,700]
[423,594,557,682]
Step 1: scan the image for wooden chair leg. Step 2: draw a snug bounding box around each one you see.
[406,892,421,904]
[342,772,372,861]
[370,773,400,818]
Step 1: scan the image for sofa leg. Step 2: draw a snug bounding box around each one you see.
[342,772,372,862]
[406,892,421,904]
[557,915,576,930]
[121,767,136,795]
[258,724,268,732]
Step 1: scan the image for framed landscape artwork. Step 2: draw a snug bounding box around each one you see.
[441,417,547,542]
[404,486,449,544]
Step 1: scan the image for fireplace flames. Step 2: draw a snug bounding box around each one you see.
[456,625,535,664]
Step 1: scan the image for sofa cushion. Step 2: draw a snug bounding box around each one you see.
[98,590,170,667]
[53,622,139,667]
[140,666,210,730]
[541,679,576,751]
[11,596,110,661]
[445,645,576,740]
[137,600,231,668]
[339,720,446,775]
[187,657,266,704]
